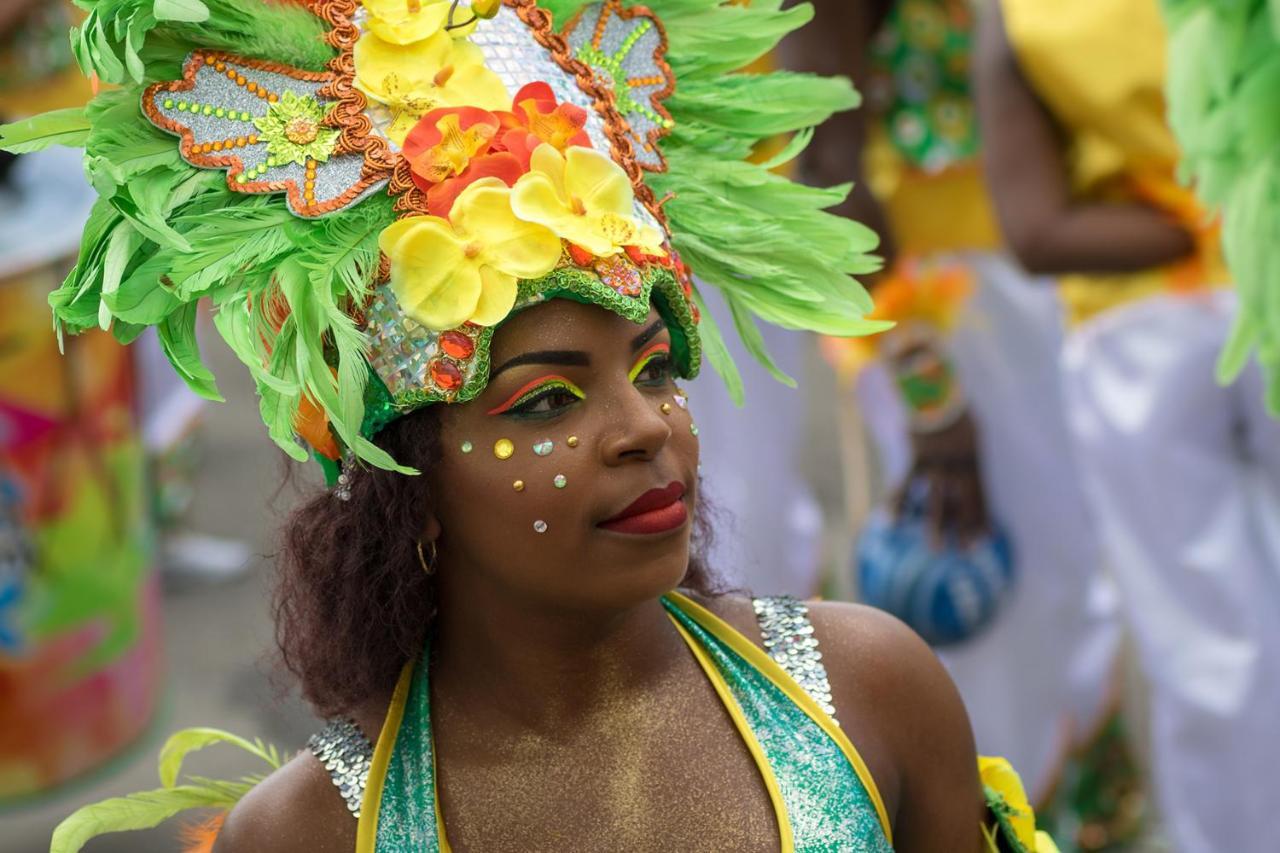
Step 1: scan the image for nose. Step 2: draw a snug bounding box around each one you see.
[598,382,672,466]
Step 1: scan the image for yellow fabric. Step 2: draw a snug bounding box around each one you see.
[666,592,895,844]
[667,613,797,851]
[865,127,1001,256]
[355,659,414,853]
[1000,0,1229,325]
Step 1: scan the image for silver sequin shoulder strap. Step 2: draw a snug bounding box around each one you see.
[308,717,373,819]
[752,596,840,725]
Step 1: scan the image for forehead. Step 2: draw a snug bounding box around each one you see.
[489,299,663,364]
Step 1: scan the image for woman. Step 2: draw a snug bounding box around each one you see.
[17,1,1054,850]
[976,1,1280,850]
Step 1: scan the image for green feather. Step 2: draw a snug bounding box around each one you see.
[49,727,282,853]
[0,108,91,154]
[1164,0,1280,411]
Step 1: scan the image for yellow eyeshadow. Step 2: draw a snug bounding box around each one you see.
[628,343,671,383]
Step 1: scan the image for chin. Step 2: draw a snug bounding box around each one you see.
[575,534,694,611]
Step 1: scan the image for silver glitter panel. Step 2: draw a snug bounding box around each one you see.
[364,283,484,399]
[147,56,385,218]
[563,2,671,169]
[753,596,840,724]
[309,717,374,819]
[468,8,608,145]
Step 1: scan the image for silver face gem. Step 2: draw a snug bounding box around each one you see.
[553,474,567,489]
[533,439,554,456]
[673,393,688,410]
[534,520,549,534]
[461,440,474,454]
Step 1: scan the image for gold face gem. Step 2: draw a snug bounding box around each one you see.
[660,403,672,415]
[513,480,525,492]
[494,438,515,460]
[566,435,580,448]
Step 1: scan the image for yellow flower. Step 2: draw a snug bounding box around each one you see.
[354,30,509,144]
[511,144,666,258]
[977,753,1039,845]
[379,179,563,330]
[362,0,451,45]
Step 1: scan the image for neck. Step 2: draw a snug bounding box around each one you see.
[431,576,685,730]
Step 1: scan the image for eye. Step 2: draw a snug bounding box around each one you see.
[509,384,583,417]
[488,376,585,419]
[629,343,673,387]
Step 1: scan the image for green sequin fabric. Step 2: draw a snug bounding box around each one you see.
[868,0,979,172]
[370,596,890,852]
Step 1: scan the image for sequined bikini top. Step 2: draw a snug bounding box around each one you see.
[309,593,893,852]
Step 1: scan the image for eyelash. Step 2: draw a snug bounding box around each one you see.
[487,375,586,418]
[629,343,673,386]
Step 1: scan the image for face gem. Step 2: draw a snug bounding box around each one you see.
[534,520,549,534]
[494,438,515,460]
[566,435,580,448]
[660,402,672,415]
[461,440,474,454]
[690,423,699,436]
[673,394,688,410]
[513,480,525,492]
[553,474,567,489]
[533,439,554,456]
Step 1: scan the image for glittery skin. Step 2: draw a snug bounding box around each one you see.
[351,596,891,852]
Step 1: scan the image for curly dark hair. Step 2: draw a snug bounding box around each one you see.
[274,406,725,717]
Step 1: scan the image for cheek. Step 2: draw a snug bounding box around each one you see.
[434,416,598,549]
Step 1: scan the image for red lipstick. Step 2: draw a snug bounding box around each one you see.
[599,482,688,535]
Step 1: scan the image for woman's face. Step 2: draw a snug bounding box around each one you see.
[429,298,699,613]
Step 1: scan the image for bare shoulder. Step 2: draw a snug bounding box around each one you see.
[211,744,357,853]
[807,601,984,849]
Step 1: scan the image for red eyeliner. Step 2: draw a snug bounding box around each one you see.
[486,374,575,415]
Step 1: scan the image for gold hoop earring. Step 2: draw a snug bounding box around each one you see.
[417,540,438,576]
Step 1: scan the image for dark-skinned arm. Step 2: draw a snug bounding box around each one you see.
[779,0,897,265]
[810,601,988,852]
[974,2,1194,276]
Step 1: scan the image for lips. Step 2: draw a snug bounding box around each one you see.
[599,481,688,535]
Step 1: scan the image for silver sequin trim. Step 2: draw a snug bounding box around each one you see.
[308,718,373,818]
[753,596,840,724]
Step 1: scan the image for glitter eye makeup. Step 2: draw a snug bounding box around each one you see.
[628,341,672,385]
[486,375,586,417]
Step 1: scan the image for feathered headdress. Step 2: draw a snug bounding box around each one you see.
[1,0,884,477]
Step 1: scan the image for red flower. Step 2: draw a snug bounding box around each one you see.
[495,82,592,169]
[402,106,523,217]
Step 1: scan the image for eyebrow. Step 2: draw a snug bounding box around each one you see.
[631,319,666,352]
[490,349,590,381]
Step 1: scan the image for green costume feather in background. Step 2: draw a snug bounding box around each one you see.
[1162,0,1280,411]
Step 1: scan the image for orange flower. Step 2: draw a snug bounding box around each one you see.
[402,106,523,217]
[495,82,592,169]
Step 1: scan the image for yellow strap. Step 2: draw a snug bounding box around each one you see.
[666,592,894,844]
[667,612,796,852]
[355,658,415,853]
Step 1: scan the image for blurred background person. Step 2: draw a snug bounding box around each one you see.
[0,0,164,802]
[976,1,1280,850]
[784,2,1140,848]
